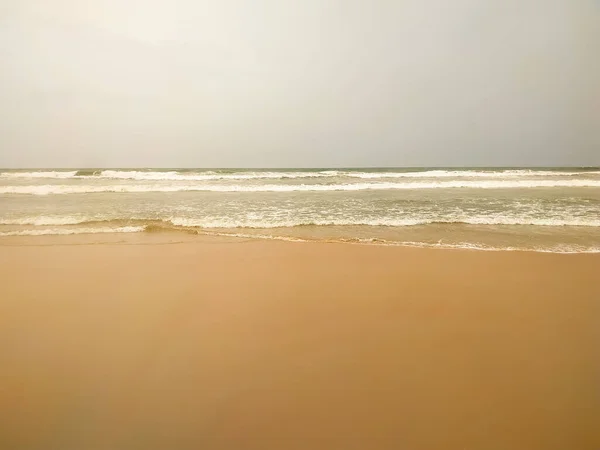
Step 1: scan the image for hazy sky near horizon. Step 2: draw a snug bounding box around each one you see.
[1,0,599,168]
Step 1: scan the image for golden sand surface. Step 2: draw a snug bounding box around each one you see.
[1,234,599,449]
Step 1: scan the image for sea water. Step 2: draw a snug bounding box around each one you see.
[1,167,599,252]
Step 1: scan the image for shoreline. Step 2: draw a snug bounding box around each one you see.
[1,230,600,254]
[1,235,599,449]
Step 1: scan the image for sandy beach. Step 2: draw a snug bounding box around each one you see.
[1,234,599,450]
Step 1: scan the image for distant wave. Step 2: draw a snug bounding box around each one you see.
[74,169,102,176]
[0,171,78,179]
[345,169,600,179]
[96,170,335,181]
[1,169,599,181]
[0,170,335,181]
[2,179,600,195]
[81,168,600,181]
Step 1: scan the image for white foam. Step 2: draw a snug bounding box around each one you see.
[376,240,600,254]
[197,230,310,243]
[169,216,600,228]
[0,226,145,236]
[2,179,599,195]
[168,217,428,228]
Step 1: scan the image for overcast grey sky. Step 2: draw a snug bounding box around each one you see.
[0,0,598,168]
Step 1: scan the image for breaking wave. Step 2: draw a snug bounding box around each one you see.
[0,171,78,179]
[2,216,599,228]
[2,168,599,181]
[2,179,600,195]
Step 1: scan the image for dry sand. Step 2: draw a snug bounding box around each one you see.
[0,234,599,450]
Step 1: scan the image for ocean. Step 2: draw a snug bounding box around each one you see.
[1,167,599,253]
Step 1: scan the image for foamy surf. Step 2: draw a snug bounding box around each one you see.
[3,215,600,229]
[168,216,600,228]
[2,179,600,195]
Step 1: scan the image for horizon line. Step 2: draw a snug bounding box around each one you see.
[2,165,599,171]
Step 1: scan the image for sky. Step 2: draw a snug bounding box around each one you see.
[0,0,599,168]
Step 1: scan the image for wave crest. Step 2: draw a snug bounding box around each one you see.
[2,168,599,181]
[2,179,600,195]
[3,216,599,229]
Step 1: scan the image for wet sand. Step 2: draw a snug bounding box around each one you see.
[0,234,599,450]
